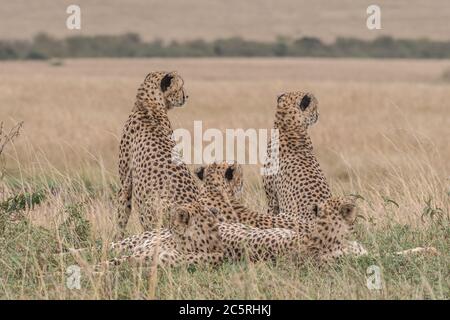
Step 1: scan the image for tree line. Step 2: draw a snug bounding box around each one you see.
[1,33,450,60]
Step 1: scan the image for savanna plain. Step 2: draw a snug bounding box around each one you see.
[0,58,449,299]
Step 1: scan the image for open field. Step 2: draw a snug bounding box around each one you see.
[2,0,450,42]
[0,58,449,299]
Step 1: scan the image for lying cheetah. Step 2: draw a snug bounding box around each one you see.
[106,196,362,267]
[109,173,436,268]
[196,161,370,257]
[195,162,311,233]
[105,203,223,268]
[263,92,331,220]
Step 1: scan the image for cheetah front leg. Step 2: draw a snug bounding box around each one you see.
[342,240,368,256]
[116,170,133,238]
[115,120,135,240]
[116,132,133,241]
[318,241,368,264]
[183,252,224,267]
[262,174,280,215]
[110,230,154,253]
[99,249,223,270]
[262,134,281,215]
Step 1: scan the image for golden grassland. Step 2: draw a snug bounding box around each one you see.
[0,58,449,299]
[3,0,450,42]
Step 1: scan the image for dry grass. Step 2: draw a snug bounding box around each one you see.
[2,0,450,42]
[0,58,449,299]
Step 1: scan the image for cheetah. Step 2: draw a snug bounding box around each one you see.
[220,196,363,263]
[113,71,225,264]
[195,162,311,233]
[116,71,203,236]
[106,196,362,267]
[263,91,331,220]
[260,95,435,257]
[196,161,370,258]
[104,203,223,268]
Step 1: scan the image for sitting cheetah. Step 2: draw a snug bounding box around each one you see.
[261,94,368,254]
[116,71,203,236]
[113,71,224,264]
[106,196,362,267]
[262,92,331,220]
[259,96,435,257]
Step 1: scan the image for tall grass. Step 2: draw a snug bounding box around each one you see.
[0,58,448,299]
[0,163,448,299]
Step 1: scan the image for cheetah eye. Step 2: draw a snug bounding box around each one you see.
[340,204,355,218]
[299,95,311,111]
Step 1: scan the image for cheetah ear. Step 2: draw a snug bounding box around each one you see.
[173,207,191,227]
[339,203,356,220]
[161,74,174,92]
[277,93,286,104]
[225,166,235,181]
[195,166,205,181]
[299,94,312,111]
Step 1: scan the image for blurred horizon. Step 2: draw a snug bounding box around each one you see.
[3,32,450,60]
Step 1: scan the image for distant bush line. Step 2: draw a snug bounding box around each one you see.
[1,33,450,60]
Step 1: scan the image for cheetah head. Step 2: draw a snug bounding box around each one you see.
[195,161,244,199]
[275,91,318,132]
[168,202,223,253]
[137,71,188,109]
[307,196,357,254]
[313,196,357,234]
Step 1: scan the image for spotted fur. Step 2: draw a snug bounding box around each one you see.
[196,162,311,233]
[263,91,331,221]
[196,161,367,260]
[104,203,224,268]
[116,71,197,235]
[106,196,361,267]
[114,71,223,264]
